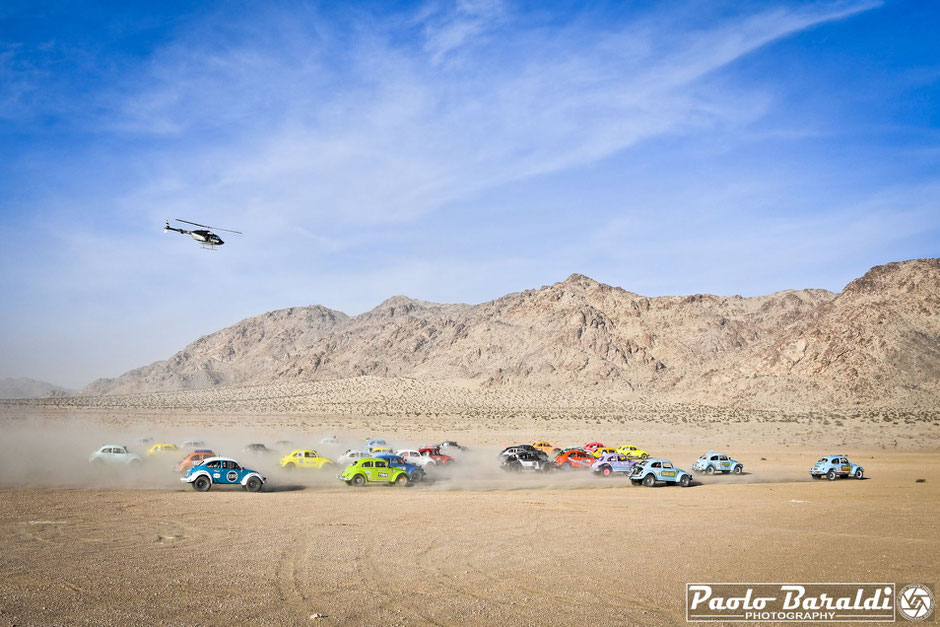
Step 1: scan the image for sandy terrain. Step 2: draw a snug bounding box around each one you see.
[1,385,938,625]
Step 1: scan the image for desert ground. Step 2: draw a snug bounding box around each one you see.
[1,380,938,625]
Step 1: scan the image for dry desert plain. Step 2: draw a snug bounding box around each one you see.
[1,379,938,626]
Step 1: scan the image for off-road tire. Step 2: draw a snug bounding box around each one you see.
[351,474,366,486]
[827,469,837,481]
[679,474,691,487]
[193,475,211,492]
[733,465,743,475]
[631,479,641,486]
[854,468,864,479]
[601,466,613,477]
[643,474,656,487]
[245,476,262,492]
[395,474,409,487]
[640,453,649,459]
[705,466,715,475]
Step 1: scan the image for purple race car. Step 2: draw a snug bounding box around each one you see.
[591,453,638,477]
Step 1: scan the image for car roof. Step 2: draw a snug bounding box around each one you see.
[640,458,670,463]
[194,449,214,453]
[101,444,128,449]
[199,456,237,464]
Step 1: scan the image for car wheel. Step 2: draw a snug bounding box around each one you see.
[854,468,864,479]
[283,463,295,471]
[640,453,648,459]
[811,474,821,480]
[631,479,641,486]
[679,474,691,487]
[643,474,656,487]
[733,465,743,475]
[510,462,521,472]
[193,475,211,492]
[351,474,366,486]
[395,474,410,487]
[245,476,262,492]
[412,470,424,483]
[705,466,715,475]
[601,466,612,477]
[827,469,837,481]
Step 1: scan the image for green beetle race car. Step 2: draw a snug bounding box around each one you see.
[339,457,411,487]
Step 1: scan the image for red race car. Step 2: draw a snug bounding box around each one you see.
[584,442,606,454]
[419,447,454,465]
[555,449,596,469]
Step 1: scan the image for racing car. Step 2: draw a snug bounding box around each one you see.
[89,445,142,465]
[147,443,179,456]
[590,446,618,458]
[396,449,437,467]
[584,442,606,454]
[243,443,273,455]
[419,446,454,465]
[628,458,692,487]
[374,453,425,482]
[175,449,216,473]
[337,449,371,466]
[280,449,335,470]
[533,441,562,456]
[810,455,864,480]
[591,453,638,477]
[339,458,411,486]
[692,451,744,475]
[181,457,266,492]
[617,445,649,459]
[501,450,553,472]
[500,445,549,461]
[554,448,596,469]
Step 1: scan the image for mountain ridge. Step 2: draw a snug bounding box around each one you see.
[81,258,940,408]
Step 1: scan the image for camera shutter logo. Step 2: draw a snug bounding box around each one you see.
[226,470,238,482]
[898,584,935,622]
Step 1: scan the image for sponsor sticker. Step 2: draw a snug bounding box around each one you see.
[687,583,899,622]
[226,470,238,482]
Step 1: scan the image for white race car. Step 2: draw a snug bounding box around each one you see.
[337,449,371,466]
[396,449,438,468]
[89,445,142,465]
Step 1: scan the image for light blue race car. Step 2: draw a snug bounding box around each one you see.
[810,455,864,480]
[692,451,744,475]
[181,456,267,492]
[629,458,693,487]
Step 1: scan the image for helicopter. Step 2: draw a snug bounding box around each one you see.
[164,219,242,249]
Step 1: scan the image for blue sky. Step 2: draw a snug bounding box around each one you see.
[1,0,938,388]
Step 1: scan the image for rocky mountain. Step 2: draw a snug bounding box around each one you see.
[0,377,74,399]
[82,258,940,408]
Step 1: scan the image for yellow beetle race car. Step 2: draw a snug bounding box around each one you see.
[147,443,179,456]
[617,445,649,459]
[280,449,335,470]
[591,446,619,458]
[533,441,561,455]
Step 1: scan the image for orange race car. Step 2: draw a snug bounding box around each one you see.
[175,449,216,473]
[554,449,596,470]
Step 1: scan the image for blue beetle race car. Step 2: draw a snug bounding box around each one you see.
[810,455,864,480]
[591,453,638,477]
[375,453,425,482]
[629,458,693,487]
[692,451,744,475]
[181,456,267,492]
